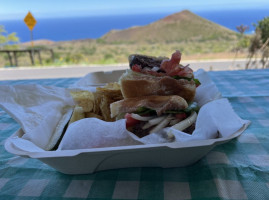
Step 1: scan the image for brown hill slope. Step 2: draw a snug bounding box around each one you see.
[101,10,238,43]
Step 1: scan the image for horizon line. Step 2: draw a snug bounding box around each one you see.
[1,8,269,21]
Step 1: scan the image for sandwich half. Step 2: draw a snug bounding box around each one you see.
[110,95,198,138]
[119,50,200,103]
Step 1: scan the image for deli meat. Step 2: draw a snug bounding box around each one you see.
[160,50,193,78]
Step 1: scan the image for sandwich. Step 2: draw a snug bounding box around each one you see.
[110,95,198,138]
[119,50,200,103]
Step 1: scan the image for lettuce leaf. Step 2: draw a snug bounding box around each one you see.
[172,76,201,86]
[134,102,199,116]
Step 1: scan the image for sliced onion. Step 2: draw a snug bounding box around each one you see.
[144,67,151,71]
[142,115,167,130]
[149,114,173,134]
[172,111,197,131]
[142,122,154,130]
[169,118,181,126]
[149,116,167,125]
[152,66,160,71]
[130,113,155,121]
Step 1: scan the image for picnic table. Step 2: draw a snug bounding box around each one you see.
[0,48,54,66]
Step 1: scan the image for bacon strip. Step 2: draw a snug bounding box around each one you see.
[160,50,193,78]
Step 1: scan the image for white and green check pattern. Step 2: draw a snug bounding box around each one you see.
[1,70,269,200]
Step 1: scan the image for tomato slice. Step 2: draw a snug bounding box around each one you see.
[131,64,142,72]
[175,113,187,121]
[125,113,140,128]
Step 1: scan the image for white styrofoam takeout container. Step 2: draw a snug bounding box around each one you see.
[5,125,247,174]
[4,69,249,174]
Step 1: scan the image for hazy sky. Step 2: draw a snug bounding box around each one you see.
[1,0,269,20]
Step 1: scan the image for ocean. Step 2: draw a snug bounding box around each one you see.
[0,9,268,42]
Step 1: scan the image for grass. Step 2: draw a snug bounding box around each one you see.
[0,39,249,68]
[1,10,253,68]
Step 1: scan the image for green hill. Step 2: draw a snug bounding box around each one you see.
[101,10,238,43]
[7,10,243,67]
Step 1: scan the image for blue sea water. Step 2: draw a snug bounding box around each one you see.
[0,9,268,42]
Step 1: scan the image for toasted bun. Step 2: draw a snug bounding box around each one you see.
[110,95,188,118]
[129,54,167,69]
[119,70,196,102]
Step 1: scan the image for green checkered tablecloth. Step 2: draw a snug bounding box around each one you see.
[1,69,269,200]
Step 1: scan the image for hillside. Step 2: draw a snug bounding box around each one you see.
[8,10,245,67]
[101,10,238,43]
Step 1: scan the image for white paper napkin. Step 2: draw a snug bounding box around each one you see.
[166,98,250,142]
[194,69,222,107]
[0,84,74,150]
[58,118,142,150]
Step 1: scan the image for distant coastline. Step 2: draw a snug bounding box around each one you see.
[1,9,268,43]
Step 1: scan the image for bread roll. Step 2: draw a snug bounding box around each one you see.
[110,95,188,118]
[119,70,196,103]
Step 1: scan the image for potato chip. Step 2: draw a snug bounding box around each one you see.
[69,82,123,122]
[85,112,103,120]
[70,91,94,112]
[69,106,85,124]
